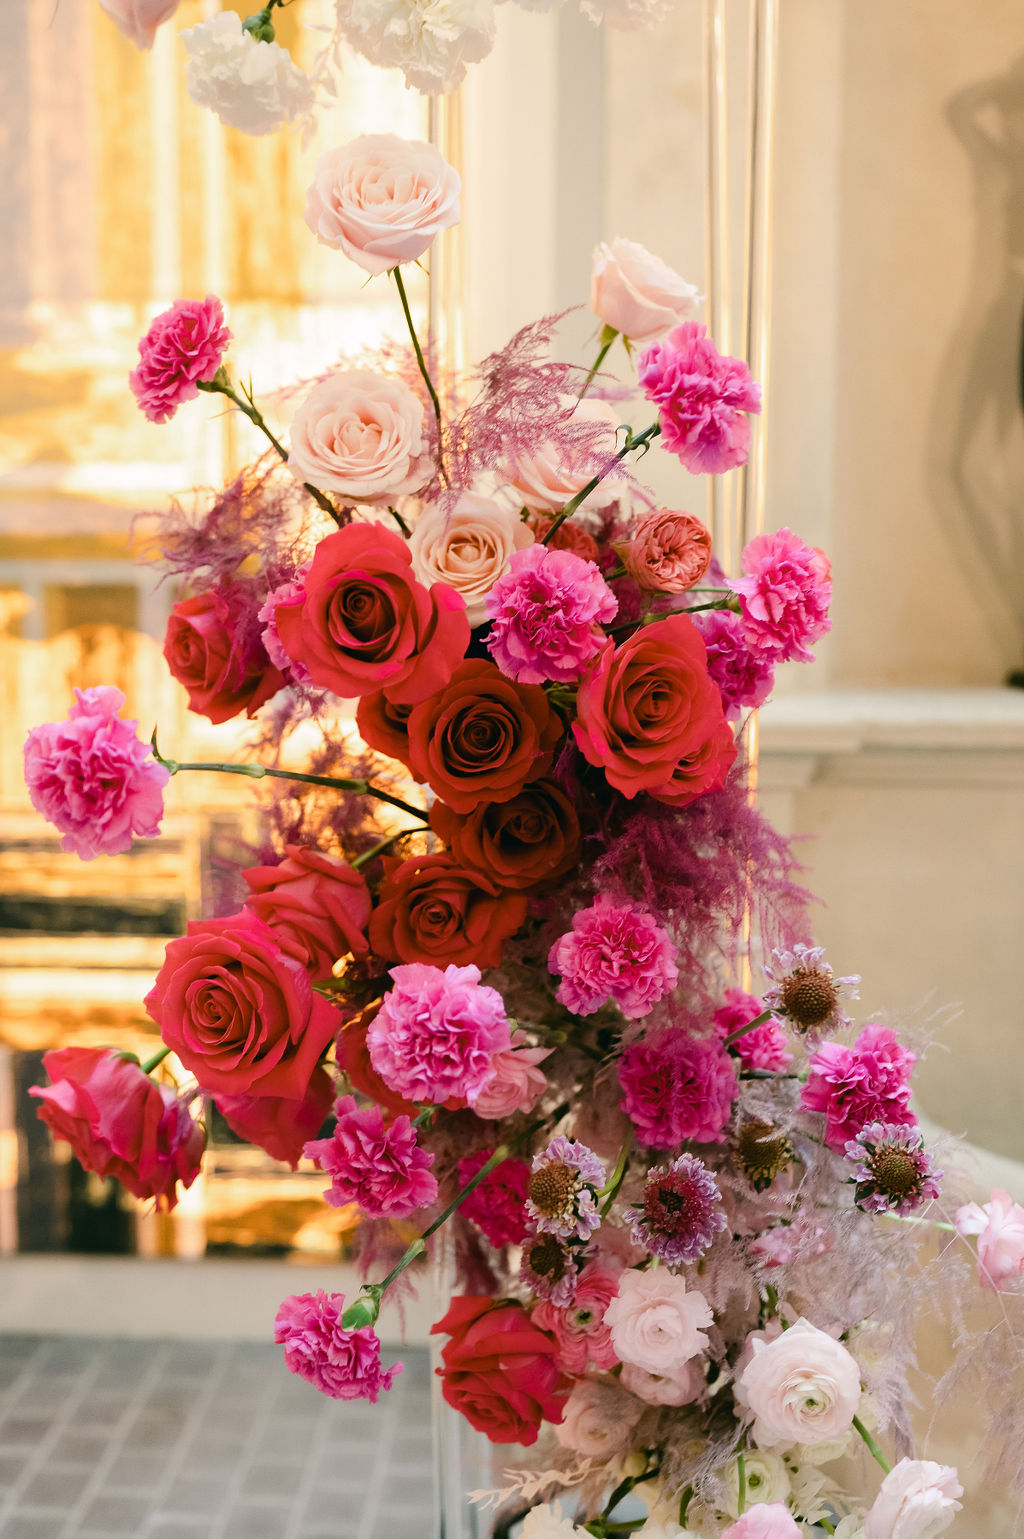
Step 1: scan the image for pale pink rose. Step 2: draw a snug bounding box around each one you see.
[864,1459,963,1539]
[619,510,712,594]
[305,134,461,275]
[721,1505,800,1539]
[620,1358,703,1407]
[287,370,431,504]
[591,238,700,345]
[736,1316,861,1448]
[502,396,623,514]
[472,1030,551,1120]
[97,0,180,49]
[603,1268,712,1376]
[955,1188,1024,1292]
[409,494,534,626]
[554,1378,640,1459]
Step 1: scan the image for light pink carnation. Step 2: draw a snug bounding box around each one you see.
[603,1267,712,1375]
[955,1188,1024,1292]
[693,609,775,720]
[721,1505,801,1539]
[548,896,678,1019]
[619,1028,737,1148]
[713,988,792,1074]
[638,322,761,474]
[456,1150,531,1248]
[129,296,231,424]
[864,1458,963,1539]
[367,963,511,1106]
[274,1290,401,1402]
[801,1024,916,1153]
[258,570,311,684]
[532,1262,620,1374]
[24,686,170,860]
[304,1095,437,1219]
[484,544,618,686]
[729,527,832,664]
[472,1030,551,1120]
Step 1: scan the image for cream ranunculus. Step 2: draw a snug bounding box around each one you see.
[736,1317,861,1449]
[501,396,624,515]
[864,1459,963,1539]
[287,370,431,504]
[591,238,701,344]
[408,494,533,626]
[619,1359,703,1407]
[180,12,314,137]
[98,0,180,49]
[721,1450,792,1518]
[521,1502,587,1539]
[603,1268,713,1377]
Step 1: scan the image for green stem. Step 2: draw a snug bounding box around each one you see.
[578,328,618,400]
[598,1133,632,1217]
[541,421,661,547]
[350,826,425,870]
[737,1451,747,1516]
[722,1008,774,1049]
[878,1211,957,1234]
[683,597,740,614]
[197,377,342,525]
[140,1046,172,1075]
[153,745,425,822]
[820,1521,836,1535]
[852,1414,892,1474]
[387,505,412,537]
[392,267,446,482]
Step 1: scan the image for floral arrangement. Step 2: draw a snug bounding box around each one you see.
[23,125,1024,1539]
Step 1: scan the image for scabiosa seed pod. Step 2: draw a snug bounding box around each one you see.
[519,1229,581,1307]
[629,1153,727,1265]
[763,943,859,1036]
[844,1122,942,1216]
[737,1118,794,1193]
[526,1135,605,1241]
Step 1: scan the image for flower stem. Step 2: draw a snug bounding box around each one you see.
[578,327,619,400]
[140,1045,172,1075]
[197,376,342,525]
[541,422,661,547]
[387,505,412,537]
[852,1414,891,1474]
[391,266,446,482]
[878,1211,957,1234]
[737,1450,747,1515]
[598,1133,632,1217]
[722,1008,774,1049]
[350,826,425,870]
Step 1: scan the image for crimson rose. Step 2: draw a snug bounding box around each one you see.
[431,1297,566,1444]
[430,778,582,891]
[368,853,527,968]
[242,846,372,976]
[215,1067,335,1169]
[355,689,415,767]
[163,590,284,724]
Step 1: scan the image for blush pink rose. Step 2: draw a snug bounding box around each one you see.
[502,396,623,515]
[287,371,432,503]
[864,1458,963,1539]
[215,1068,335,1169]
[473,1030,552,1120]
[721,1505,801,1539]
[591,238,700,345]
[619,510,712,594]
[97,0,181,48]
[305,133,461,275]
[736,1317,861,1448]
[554,1378,640,1459]
[955,1188,1024,1292]
[409,493,534,626]
[242,846,372,976]
[129,296,230,423]
[603,1268,712,1376]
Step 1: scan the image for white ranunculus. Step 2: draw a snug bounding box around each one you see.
[735,1317,861,1450]
[335,0,496,96]
[864,1459,963,1539]
[721,1450,792,1518]
[521,1501,587,1538]
[180,12,314,137]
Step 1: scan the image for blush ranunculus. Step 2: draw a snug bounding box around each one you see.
[955,1188,1024,1293]
[618,510,712,594]
[97,0,181,49]
[864,1458,963,1539]
[163,590,285,724]
[145,915,339,1100]
[287,370,432,503]
[431,1297,567,1445]
[242,846,371,975]
[214,1067,335,1169]
[304,133,461,275]
[430,778,582,892]
[274,523,469,705]
[638,322,761,475]
[721,1505,801,1539]
[532,1262,621,1374]
[603,1268,712,1376]
[573,614,736,806]
[590,238,700,345]
[368,853,528,968]
[554,1378,640,1460]
[408,493,534,627]
[29,1047,204,1211]
[406,659,562,813]
[620,1358,704,1407]
[129,295,230,422]
[735,1316,861,1448]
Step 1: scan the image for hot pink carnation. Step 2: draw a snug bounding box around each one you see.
[638,321,761,474]
[367,963,512,1106]
[457,1150,531,1247]
[129,295,231,424]
[694,609,776,720]
[532,1261,620,1374]
[274,1290,401,1402]
[619,1027,737,1148]
[305,1094,437,1218]
[484,544,618,686]
[729,527,832,664]
[548,896,679,1019]
[714,987,792,1074]
[23,686,170,860]
[721,1505,801,1539]
[801,1023,916,1153]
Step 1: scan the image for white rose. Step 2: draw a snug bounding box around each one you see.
[408,494,533,625]
[335,0,496,96]
[864,1459,963,1539]
[521,1501,587,1538]
[501,395,624,515]
[287,369,430,503]
[554,1377,640,1459]
[721,1451,791,1518]
[591,239,700,344]
[603,1268,713,1377]
[180,12,314,137]
[736,1317,861,1449]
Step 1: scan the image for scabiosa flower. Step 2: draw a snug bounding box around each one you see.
[484,544,618,686]
[304,1096,438,1220]
[763,944,859,1037]
[366,962,511,1106]
[729,527,832,664]
[713,988,792,1074]
[737,1118,794,1193]
[129,296,231,424]
[531,1262,620,1373]
[845,1122,942,1216]
[619,1028,737,1148]
[548,896,679,1020]
[274,1290,402,1402]
[519,1229,581,1306]
[637,321,761,474]
[258,569,311,684]
[801,1024,917,1154]
[692,608,775,721]
[456,1150,531,1248]
[629,1153,727,1265]
[526,1136,605,1241]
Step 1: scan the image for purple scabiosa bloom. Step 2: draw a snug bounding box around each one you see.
[484,543,618,686]
[367,962,511,1106]
[274,1290,402,1402]
[844,1122,942,1216]
[629,1153,727,1265]
[763,944,859,1037]
[519,1229,581,1306]
[548,896,679,1020]
[304,1095,438,1219]
[526,1135,605,1241]
[729,526,832,664]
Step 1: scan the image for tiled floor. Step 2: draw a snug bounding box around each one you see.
[0,1335,433,1539]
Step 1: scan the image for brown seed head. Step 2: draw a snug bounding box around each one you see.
[528,1162,576,1219]
[527,1232,567,1280]
[872,1148,920,1198]
[778,967,838,1031]
[737,1118,793,1192]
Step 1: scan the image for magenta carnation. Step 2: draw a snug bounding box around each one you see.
[548,896,679,1020]
[484,543,618,685]
[713,987,792,1074]
[637,322,761,474]
[129,295,231,424]
[258,569,311,684]
[457,1149,531,1247]
[729,527,832,664]
[23,686,170,860]
[619,1028,737,1148]
[630,1152,727,1265]
[367,962,512,1106]
[801,1024,916,1153]
[274,1290,402,1402]
[693,609,775,720]
[304,1095,438,1219]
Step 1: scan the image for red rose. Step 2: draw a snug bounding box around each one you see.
[573,613,736,805]
[368,853,527,968]
[242,846,372,976]
[215,1067,335,1169]
[406,659,562,814]
[164,590,285,724]
[430,778,582,891]
[355,689,415,767]
[29,1047,204,1211]
[145,914,338,1100]
[335,1012,418,1118]
[275,523,469,705]
[431,1297,566,1445]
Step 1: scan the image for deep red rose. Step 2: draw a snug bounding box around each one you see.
[274,523,469,705]
[242,846,372,976]
[431,1296,566,1445]
[163,590,285,724]
[215,1067,335,1169]
[335,1013,418,1119]
[355,689,415,767]
[430,778,582,891]
[405,659,562,814]
[29,1047,204,1211]
[145,914,338,1100]
[368,853,527,968]
[573,613,736,805]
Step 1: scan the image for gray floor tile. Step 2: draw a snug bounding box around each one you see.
[0,1516,68,1539]
[77,1493,154,1533]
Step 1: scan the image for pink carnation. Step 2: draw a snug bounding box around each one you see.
[274,1290,401,1402]
[304,1095,438,1219]
[801,1023,916,1153]
[456,1149,531,1247]
[637,321,761,474]
[484,544,618,686]
[472,1030,551,1120]
[23,686,170,860]
[532,1261,621,1374]
[367,963,512,1106]
[619,1027,737,1148]
[693,609,775,720]
[729,527,832,664]
[713,987,792,1074]
[129,295,231,424]
[258,570,311,684]
[548,896,679,1019]
[956,1188,1024,1293]
[721,1505,801,1539]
